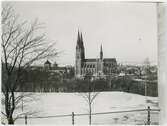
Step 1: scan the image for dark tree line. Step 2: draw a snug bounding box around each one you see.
[4,68,157,97]
[110,76,158,97]
[5,68,108,93]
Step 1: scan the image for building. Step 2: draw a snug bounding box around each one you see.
[75,31,117,79]
[44,60,52,70]
[28,60,72,76]
[44,60,69,75]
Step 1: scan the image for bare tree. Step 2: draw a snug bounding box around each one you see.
[79,75,100,125]
[80,92,99,125]
[1,92,39,124]
[1,4,58,124]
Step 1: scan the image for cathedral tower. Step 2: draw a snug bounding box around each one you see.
[75,31,85,77]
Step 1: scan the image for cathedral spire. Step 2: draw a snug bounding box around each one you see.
[77,30,80,47]
[80,32,83,47]
[80,32,85,60]
[100,44,103,60]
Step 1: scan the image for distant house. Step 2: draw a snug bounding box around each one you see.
[44,60,72,75]
[28,60,73,77]
[44,60,52,70]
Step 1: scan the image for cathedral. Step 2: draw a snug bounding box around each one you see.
[75,31,117,79]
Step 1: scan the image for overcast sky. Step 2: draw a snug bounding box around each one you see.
[5,2,158,66]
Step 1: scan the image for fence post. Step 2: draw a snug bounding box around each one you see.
[72,112,74,125]
[147,106,151,125]
[25,115,27,125]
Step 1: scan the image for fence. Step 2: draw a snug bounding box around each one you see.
[16,106,160,125]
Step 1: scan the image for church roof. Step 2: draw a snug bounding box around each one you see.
[103,58,116,62]
[84,59,97,62]
[84,58,117,63]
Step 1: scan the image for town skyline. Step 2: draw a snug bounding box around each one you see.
[7,2,158,66]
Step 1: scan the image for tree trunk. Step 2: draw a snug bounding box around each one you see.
[88,83,92,125]
[8,115,14,124]
[89,104,91,125]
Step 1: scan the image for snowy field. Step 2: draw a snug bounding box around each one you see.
[3,92,159,125]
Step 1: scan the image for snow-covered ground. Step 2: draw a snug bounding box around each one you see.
[3,92,159,125]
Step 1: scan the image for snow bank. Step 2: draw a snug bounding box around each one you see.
[7,91,159,125]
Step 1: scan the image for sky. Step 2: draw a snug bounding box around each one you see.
[3,1,158,66]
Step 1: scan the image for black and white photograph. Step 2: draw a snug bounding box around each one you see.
[1,1,166,125]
